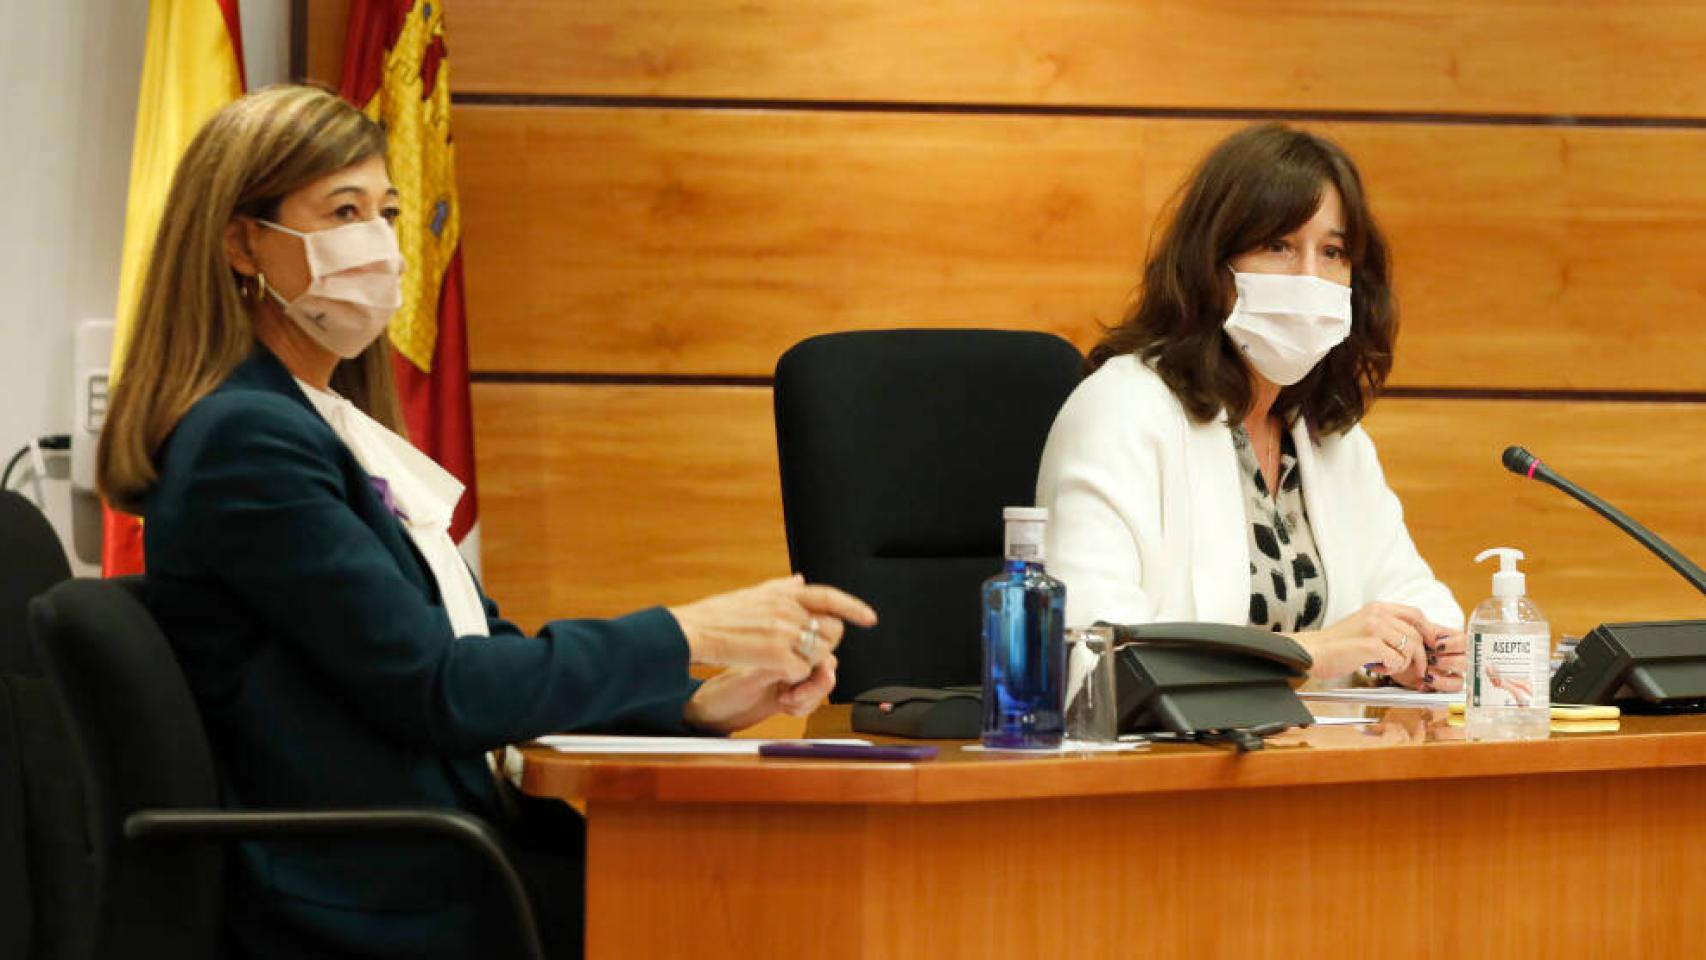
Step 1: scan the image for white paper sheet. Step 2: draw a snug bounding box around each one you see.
[1299,688,1461,707]
[535,735,871,755]
[1307,714,1378,726]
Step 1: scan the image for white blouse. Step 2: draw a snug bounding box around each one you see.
[1035,355,1462,639]
[294,378,489,639]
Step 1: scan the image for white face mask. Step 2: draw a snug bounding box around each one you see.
[257,217,404,359]
[1222,271,1353,386]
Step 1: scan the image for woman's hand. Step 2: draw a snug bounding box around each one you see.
[1290,601,1462,690]
[682,656,839,734]
[668,575,877,684]
[1421,629,1468,693]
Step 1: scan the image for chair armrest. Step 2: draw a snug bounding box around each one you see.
[124,808,544,960]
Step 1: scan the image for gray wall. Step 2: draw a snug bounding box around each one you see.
[0,0,288,574]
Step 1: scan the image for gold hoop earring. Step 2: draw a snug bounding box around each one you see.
[252,271,269,305]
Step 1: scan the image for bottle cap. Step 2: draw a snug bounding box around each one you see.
[1003,507,1048,561]
[1474,546,1526,599]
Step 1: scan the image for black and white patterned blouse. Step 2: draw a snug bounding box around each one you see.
[1231,424,1327,633]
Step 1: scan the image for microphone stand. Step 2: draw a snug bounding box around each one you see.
[1502,446,1706,598]
[1504,446,1706,709]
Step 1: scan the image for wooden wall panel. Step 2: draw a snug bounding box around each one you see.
[302,0,350,87]
[471,382,786,630]
[1366,399,1706,641]
[459,106,1706,389]
[447,0,1706,117]
[457,105,1145,377]
[474,385,1706,646]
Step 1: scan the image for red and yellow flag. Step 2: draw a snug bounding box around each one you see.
[104,0,246,576]
[341,0,481,568]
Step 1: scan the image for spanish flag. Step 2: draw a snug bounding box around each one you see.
[341,0,481,569]
[103,1,246,576]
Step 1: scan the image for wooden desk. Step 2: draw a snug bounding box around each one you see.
[519,706,1706,959]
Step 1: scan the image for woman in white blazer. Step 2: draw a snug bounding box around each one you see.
[1036,123,1466,690]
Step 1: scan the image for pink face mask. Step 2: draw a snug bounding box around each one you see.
[258,217,404,359]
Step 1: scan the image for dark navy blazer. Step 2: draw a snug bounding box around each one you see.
[143,348,697,958]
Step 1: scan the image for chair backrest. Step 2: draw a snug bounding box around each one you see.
[774,329,1084,699]
[0,674,30,958]
[0,490,84,959]
[0,490,71,675]
[29,577,223,959]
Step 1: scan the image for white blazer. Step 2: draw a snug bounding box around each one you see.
[1035,354,1463,636]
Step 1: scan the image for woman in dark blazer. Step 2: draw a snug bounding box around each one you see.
[96,85,874,960]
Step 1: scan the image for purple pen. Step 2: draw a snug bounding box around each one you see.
[758,742,938,761]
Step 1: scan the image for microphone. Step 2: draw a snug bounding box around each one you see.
[1509,445,1706,709]
[1501,445,1706,597]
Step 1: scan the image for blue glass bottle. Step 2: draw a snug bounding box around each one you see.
[981,507,1066,748]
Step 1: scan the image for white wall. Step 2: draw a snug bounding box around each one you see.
[243,0,291,97]
[0,0,288,574]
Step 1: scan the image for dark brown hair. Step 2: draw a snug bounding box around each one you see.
[1088,122,1395,435]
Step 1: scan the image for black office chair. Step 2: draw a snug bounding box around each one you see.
[0,490,89,960]
[774,328,1084,700]
[28,577,547,960]
[0,489,70,674]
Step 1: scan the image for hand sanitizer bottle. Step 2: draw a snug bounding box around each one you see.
[981,507,1066,749]
[1465,547,1550,741]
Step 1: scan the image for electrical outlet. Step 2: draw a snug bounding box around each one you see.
[72,318,113,492]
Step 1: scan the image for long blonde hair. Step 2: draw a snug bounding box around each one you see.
[99,85,404,515]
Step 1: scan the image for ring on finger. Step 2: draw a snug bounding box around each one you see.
[796,618,823,662]
[1386,634,1408,654]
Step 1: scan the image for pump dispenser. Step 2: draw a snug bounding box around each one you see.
[1479,547,1526,599]
[1465,547,1550,740]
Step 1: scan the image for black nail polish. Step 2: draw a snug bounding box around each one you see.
[1428,652,1437,665]
[1424,673,1435,684]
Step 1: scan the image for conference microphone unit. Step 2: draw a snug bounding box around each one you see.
[1502,446,1706,711]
